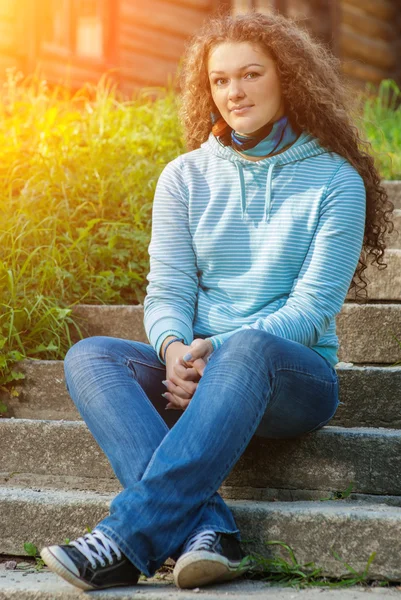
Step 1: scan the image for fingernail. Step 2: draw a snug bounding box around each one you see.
[161,380,168,387]
[183,353,192,361]
[161,393,167,398]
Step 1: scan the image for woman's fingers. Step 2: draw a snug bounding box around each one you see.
[175,356,206,379]
[181,339,214,377]
[163,351,206,410]
[166,371,198,397]
[174,361,200,382]
[164,393,189,410]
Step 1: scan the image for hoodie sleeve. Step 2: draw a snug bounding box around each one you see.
[206,161,366,352]
[143,158,198,365]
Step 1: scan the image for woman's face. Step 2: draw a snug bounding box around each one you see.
[208,41,285,136]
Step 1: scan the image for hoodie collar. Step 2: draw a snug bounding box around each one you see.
[201,131,327,221]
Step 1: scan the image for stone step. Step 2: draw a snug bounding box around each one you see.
[346,248,401,300]
[2,419,401,497]
[2,484,401,581]
[384,180,401,210]
[0,571,396,600]
[3,470,401,507]
[386,209,401,248]
[2,361,401,429]
[69,303,401,365]
[3,572,401,600]
[336,303,401,364]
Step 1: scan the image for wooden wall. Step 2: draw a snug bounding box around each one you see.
[0,1,22,75]
[0,0,228,95]
[19,0,116,91]
[340,0,400,89]
[233,0,401,91]
[233,0,338,52]
[118,0,227,94]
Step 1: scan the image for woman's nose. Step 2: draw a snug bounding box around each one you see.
[228,80,245,100]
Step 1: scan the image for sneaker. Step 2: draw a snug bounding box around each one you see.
[40,529,141,591]
[173,529,251,589]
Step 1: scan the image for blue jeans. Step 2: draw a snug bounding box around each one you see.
[63,329,339,577]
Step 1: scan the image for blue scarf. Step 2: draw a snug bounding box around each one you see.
[231,116,299,157]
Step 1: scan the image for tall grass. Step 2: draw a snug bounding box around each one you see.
[0,71,400,401]
[358,79,401,179]
[0,70,185,397]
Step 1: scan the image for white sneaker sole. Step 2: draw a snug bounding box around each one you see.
[173,550,250,589]
[40,546,95,591]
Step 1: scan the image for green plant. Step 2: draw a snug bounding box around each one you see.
[357,79,401,180]
[319,481,354,501]
[242,539,389,588]
[22,542,45,570]
[0,70,185,399]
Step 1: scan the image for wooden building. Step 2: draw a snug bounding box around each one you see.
[0,0,399,96]
[0,0,229,94]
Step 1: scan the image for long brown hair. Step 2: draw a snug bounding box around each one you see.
[179,10,395,301]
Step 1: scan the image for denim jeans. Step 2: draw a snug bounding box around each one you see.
[63,329,339,577]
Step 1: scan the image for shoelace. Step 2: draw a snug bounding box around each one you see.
[183,529,218,554]
[70,529,122,570]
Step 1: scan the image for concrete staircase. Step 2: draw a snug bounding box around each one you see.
[0,181,401,596]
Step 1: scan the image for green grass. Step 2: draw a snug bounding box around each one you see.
[0,71,400,405]
[240,540,389,589]
[358,79,401,180]
[0,70,185,398]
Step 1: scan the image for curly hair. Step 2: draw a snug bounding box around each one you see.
[179,10,395,301]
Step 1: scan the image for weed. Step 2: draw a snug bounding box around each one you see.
[319,481,354,501]
[241,539,390,588]
[22,542,45,570]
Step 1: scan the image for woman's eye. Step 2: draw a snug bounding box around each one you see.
[213,73,259,85]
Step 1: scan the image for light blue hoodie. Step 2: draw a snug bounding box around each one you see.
[144,131,366,367]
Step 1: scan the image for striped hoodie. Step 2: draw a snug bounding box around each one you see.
[144,130,366,367]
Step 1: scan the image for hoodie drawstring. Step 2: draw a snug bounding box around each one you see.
[235,161,276,222]
[235,162,246,219]
[264,163,275,223]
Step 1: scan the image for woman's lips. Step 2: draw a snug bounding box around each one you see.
[231,106,253,115]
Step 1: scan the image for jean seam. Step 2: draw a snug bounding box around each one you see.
[275,367,338,385]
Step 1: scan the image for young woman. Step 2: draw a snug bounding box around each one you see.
[40,10,393,593]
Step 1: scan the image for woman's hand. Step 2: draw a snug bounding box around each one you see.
[164,339,214,410]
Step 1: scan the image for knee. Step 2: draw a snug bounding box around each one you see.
[220,329,279,357]
[64,336,107,378]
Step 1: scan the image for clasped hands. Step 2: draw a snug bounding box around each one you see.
[163,338,214,411]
